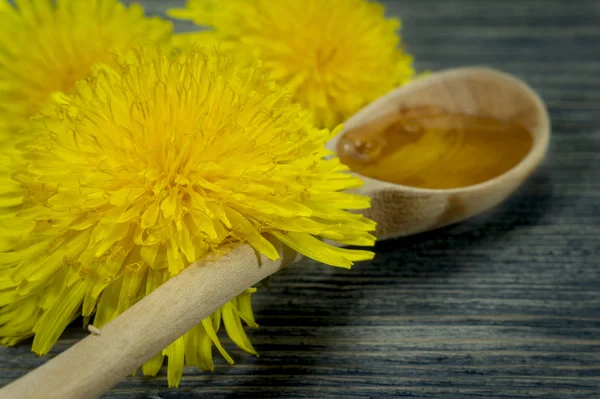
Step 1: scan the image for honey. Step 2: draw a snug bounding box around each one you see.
[337,106,533,189]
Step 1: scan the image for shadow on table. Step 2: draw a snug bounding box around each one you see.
[376,168,555,274]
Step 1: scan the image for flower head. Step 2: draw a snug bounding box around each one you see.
[169,0,415,128]
[0,0,172,133]
[0,45,376,386]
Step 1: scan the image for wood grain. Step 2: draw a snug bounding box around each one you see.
[1,0,599,398]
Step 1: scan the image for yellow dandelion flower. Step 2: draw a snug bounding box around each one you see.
[0,0,172,133]
[0,45,376,386]
[169,0,415,128]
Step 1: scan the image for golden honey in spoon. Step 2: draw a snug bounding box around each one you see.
[337,106,533,189]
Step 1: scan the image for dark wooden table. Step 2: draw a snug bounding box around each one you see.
[1,0,599,398]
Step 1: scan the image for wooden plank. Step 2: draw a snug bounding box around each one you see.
[1,0,599,398]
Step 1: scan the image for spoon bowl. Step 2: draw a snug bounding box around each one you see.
[327,67,550,240]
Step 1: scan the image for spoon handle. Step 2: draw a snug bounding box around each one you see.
[0,243,295,399]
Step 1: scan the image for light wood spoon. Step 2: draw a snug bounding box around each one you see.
[0,67,550,399]
[327,66,550,240]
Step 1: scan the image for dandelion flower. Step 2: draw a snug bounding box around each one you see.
[0,46,376,386]
[169,0,415,128]
[0,0,172,133]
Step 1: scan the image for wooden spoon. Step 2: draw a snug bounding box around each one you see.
[0,67,550,399]
[327,67,550,240]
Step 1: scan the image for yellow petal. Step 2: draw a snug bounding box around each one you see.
[272,231,372,269]
[163,336,185,387]
[201,318,233,365]
[222,301,257,355]
[32,281,86,355]
[142,352,165,377]
[225,206,279,261]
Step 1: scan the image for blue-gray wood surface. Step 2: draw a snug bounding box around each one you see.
[1,0,599,398]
